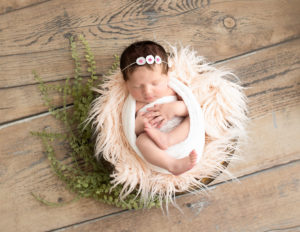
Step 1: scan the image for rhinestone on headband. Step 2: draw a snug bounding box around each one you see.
[121,55,168,71]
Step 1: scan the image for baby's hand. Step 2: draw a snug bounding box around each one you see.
[145,102,175,128]
[135,111,148,135]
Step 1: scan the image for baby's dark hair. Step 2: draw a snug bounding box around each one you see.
[120,40,169,81]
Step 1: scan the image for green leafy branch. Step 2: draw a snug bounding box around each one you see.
[31,35,160,210]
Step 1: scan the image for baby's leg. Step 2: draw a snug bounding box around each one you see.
[136,132,197,175]
[144,116,190,150]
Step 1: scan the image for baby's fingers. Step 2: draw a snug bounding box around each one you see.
[146,104,159,112]
[157,119,166,128]
[144,111,160,119]
[136,111,146,117]
[151,121,159,127]
[152,120,163,128]
[150,116,164,125]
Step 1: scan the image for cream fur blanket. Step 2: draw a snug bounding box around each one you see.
[88,45,248,207]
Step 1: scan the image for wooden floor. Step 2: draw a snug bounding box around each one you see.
[1,0,300,231]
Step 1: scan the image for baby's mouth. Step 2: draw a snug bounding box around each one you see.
[145,96,154,101]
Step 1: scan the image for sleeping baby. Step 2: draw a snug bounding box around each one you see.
[120,40,198,175]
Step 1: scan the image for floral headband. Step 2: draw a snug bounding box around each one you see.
[121,55,169,72]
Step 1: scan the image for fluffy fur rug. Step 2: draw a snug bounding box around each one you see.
[88,45,248,208]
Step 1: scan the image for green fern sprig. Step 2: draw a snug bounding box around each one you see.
[31,35,160,210]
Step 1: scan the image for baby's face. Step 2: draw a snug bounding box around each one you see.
[126,65,169,104]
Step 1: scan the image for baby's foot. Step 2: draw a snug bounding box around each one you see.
[169,150,198,176]
[144,122,169,150]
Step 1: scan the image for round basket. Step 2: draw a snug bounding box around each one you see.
[88,45,248,207]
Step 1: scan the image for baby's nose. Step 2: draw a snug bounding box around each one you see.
[143,85,152,95]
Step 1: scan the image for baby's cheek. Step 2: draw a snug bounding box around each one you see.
[159,86,169,96]
[131,90,142,100]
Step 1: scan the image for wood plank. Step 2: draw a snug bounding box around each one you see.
[0,79,73,125]
[1,0,300,86]
[0,48,75,88]
[0,102,299,231]
[0,45,115,89]
[0,115,121,232]
[0,0,48,15]
[1,37,299,125]
[217,38,300,120]
[226,105,300,179]
[57,160,300,232]
[0,1,299,231]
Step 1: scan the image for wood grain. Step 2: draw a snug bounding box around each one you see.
[0,103,298,231]
[217,38,300,120]
[59,160,300,232]
[226,105,300,179]
[0,78,73,125]
[0,0,299,231]
[0,114,121,232]
[0,0,48,15]
[1,0,300,87]
[0,48,75,88]
[1,38,299,125]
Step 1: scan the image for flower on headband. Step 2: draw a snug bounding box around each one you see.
[146,55,154,64]
[136,55,164,66]
[136,57,146,65]
[122,55,168,72]
[155,55,162,64]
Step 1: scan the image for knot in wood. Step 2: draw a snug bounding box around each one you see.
[223,16,236,29]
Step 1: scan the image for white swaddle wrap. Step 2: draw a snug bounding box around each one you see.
[122,77,205,174]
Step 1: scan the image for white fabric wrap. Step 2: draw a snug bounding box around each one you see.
[122,77,205,174]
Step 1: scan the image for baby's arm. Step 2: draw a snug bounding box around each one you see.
[173,95,188,117]
[169,100,188,117]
